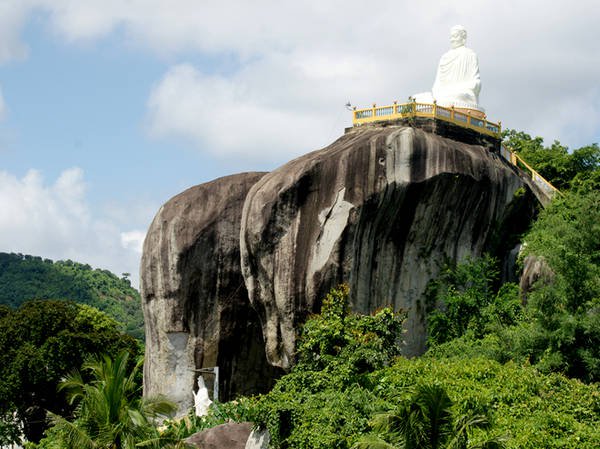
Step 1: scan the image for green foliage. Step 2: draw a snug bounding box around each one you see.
[353,384,505,449]
[253,285,405,449]
[426,257,523,346]
[0,300,140,445]
[256,380,387,449]
[248,284,599,448]
[297,284,405,375]
[518,189,600,382]
[369,357,600,449]
[0,252,144,340]
[37,351,176,449]
[502,130,600,190]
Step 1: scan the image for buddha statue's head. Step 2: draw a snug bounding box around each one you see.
[450,25,467,49]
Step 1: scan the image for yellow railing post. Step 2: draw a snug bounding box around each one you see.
[450,105,455,122]
[432,100,437,117]
[393,101,398,115]
[372,103,377,119]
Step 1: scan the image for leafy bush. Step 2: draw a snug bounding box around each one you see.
[369,357,600,449]
[518,189,600,382]
[426,256,523,346]
[353,383,506,449]
[250,286,599,448]
[253,285,405,449]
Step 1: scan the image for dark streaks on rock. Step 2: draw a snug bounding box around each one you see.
[240,126,536,367]
[141,173,281,413]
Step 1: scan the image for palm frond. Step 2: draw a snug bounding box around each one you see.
[47,412,96,449]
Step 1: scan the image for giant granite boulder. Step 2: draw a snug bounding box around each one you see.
[142,125,538,409]
[240,126,536,368]
[141,173,281,412]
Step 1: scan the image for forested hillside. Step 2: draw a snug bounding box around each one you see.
[0,253,144,340]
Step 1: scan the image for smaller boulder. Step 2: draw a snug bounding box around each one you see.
[185,422,253,449]
[519,254,554,303]
[245,428,270,449]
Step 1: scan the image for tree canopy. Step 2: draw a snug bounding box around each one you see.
[502,129,600,190]
[251,287,600,449]
[41,351,175,449]
[0,252,144,340]
[0,300,140,445]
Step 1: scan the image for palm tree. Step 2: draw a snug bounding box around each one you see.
[352,384,505,449]
[47,351,177,449]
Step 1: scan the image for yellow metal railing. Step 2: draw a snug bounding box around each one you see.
[352,100,559,199]
[500,146,561,197]
[352,101,502,138]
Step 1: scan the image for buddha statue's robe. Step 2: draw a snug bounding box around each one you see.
[412,45,483,113]
[432,46,481,110]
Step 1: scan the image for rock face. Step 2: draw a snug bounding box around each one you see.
[141,173,281,412]
[240,126,534,368]
[142,124,539,409]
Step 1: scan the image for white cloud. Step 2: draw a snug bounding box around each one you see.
[139,1,600,155]
[146,63,332,161]
[0,168,145,287]
[0,0,31,63]
[120,230,145,254]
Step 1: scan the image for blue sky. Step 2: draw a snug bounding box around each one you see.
[1,1,599,287]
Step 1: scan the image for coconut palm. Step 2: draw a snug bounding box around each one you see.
[47,351,177,449]
[352,384,505,449]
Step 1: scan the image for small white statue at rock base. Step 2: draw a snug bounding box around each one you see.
[193,375,212,417]
[412,25,484,118]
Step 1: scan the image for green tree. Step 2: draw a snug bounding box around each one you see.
[519,188,600,381]
[426,257,522,347]
[41,351,176,449]
[502,130,600,190]
[0,300,140,445]
[353,384,505,449]
[254,285,405,449]
[0,252,145,341]
[296,284,405,374]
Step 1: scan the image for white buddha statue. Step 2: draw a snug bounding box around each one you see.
[412,25,484,115]
[193,375,212,417]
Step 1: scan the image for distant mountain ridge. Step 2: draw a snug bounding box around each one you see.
[0,252,144,340]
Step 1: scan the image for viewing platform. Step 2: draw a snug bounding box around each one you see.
[352,101,501,139]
